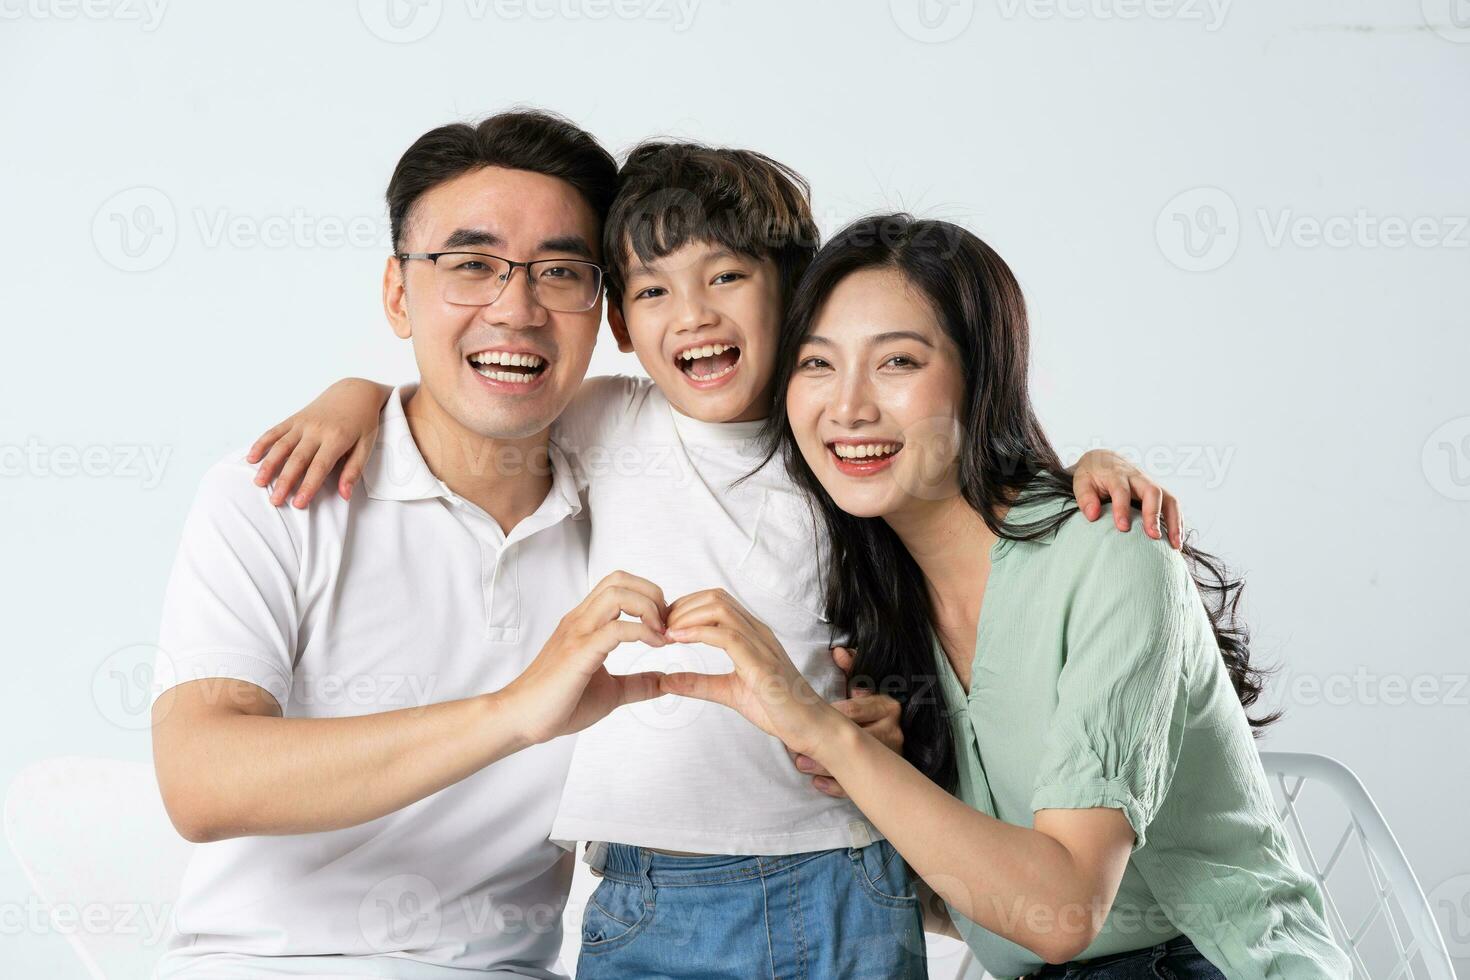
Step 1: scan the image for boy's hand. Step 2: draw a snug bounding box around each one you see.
[248,378,392,507]
[793,645,904,798]
[1070,449,1183,549]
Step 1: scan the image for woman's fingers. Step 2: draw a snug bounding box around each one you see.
[612,670,667,707]
[660,670,737,707]
[664,624,749,663]
[830,645,857,675]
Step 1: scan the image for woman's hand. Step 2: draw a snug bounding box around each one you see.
[794,645,903,798]
[660,589,850,761]
[1070,449,1183,549]
[247,378,393,507]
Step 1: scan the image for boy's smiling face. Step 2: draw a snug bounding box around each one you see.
[610,239,782,423]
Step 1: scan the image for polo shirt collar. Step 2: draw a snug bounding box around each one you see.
[362,383,583,522]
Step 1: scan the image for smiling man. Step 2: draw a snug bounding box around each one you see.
[147,112,672,979]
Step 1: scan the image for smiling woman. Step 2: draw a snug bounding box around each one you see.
[657,213,1355,978]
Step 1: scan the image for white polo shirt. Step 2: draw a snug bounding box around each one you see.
[150,384,588,980]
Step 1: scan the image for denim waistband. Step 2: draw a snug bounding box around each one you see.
[589,841,848,887]
[1025,933,1198,978]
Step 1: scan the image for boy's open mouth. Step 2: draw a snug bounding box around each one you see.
[675,342,741,383]
[467,350,549,385]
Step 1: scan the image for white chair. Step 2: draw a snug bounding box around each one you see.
[3,756,192,980]
[1259,751,1455,979]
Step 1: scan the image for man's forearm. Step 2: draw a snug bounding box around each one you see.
[154,684,532,842]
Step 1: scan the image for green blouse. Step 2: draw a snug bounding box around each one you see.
[935,490,1348,979]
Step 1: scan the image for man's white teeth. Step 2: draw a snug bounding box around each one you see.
[677,343,734,361]
[469,351,544,368]
[832,443,901,459]
[473,367,537,384]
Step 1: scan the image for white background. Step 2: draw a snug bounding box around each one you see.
[2,0,1468,976]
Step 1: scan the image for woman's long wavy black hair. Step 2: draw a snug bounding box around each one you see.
[761,214,1277,793]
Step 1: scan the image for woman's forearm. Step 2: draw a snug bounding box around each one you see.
[816,719,1119,963]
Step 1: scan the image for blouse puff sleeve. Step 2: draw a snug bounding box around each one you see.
[1030,529,1194,852]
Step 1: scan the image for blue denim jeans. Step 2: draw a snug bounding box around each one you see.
[1024,934,1225,979]
[574,840,927,979]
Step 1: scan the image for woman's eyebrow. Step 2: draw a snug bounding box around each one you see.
[800,331,935,347]
[868,330,935,347]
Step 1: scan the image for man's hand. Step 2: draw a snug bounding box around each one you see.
[501,571,670,747]
[793,645,903,798]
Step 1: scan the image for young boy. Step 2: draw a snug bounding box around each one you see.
[250,139,1175,977]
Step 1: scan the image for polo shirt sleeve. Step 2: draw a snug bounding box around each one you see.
[1030,531,1192,851]
[150,456,301,712]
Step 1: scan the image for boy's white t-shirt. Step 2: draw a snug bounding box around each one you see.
[548,375,879,855]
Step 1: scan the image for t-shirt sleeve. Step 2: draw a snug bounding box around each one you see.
[150,456,302,712]
[548,374,649,490]
[1030,531,1192,851]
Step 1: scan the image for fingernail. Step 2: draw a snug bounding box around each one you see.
[796,756,814,772]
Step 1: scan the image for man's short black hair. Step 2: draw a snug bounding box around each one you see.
[386,109,618,253]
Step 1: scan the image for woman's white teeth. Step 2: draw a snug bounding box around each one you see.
[469,351,544,368]
[678,343,734,361]
[832,443,901,459]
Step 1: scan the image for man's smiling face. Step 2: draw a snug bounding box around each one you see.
[384,165,602,441]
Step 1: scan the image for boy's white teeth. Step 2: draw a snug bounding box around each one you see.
[678,343,734,361]
[689,361,738,382]
[469,351,544,367]
[832,443,901,459]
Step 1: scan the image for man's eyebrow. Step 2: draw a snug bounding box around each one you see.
[538,235,595,259]
[440,228,504,250]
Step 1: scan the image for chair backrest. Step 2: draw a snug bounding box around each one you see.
[3,756,193,980]
[1259,751,1454,980]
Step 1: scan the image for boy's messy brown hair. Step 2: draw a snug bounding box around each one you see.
[603,141,820,311]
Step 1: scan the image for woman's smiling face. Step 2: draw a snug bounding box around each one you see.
[785,266,968,520]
